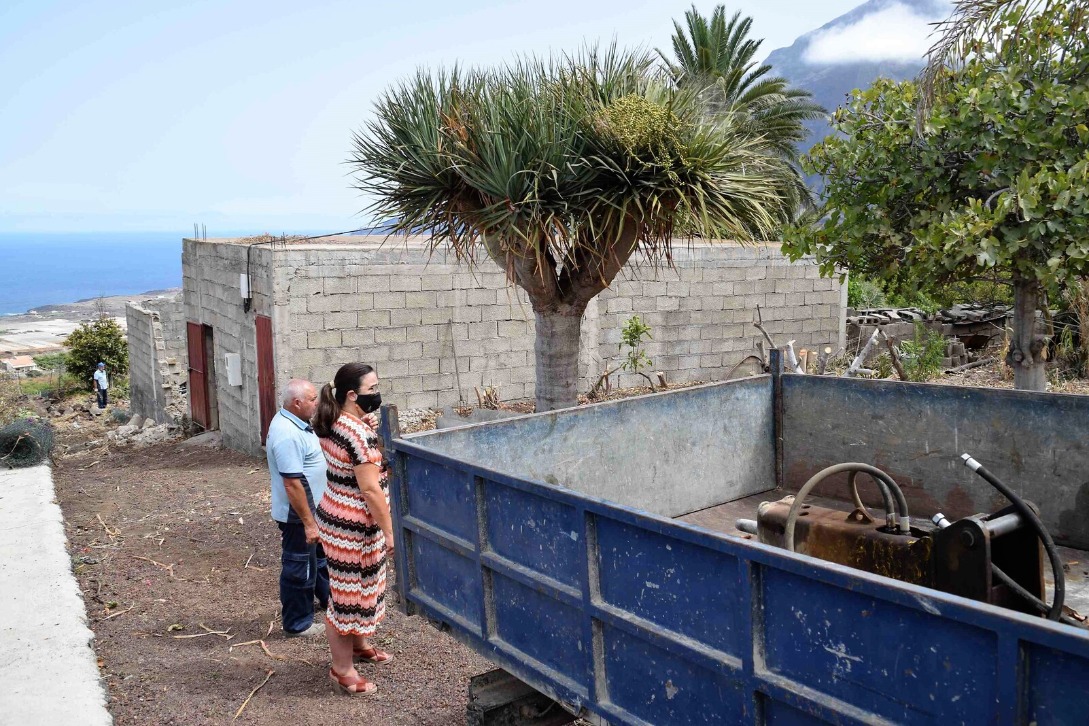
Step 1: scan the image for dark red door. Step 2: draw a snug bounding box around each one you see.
[186,322,210,430]
[256,315,276,444]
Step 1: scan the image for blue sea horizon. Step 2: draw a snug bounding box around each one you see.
[0,232,185,316]
[0,229,343,315]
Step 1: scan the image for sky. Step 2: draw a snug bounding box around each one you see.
[0,0,950,234]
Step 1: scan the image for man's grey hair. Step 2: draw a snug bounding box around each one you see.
[281,379,315,407]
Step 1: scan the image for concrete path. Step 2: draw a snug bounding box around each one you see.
[0,465,111,725]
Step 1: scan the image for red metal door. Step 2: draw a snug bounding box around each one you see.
[186,322,210,429]
[256,315,276,444]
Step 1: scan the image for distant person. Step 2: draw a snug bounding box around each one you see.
[266,379,330,638]
[92,362,109,409]
[313,362,394,696]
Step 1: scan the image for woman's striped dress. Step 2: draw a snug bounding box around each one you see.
[316,412,389,637]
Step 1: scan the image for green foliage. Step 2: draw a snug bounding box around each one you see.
[898,324,947,382]
[32,352,67,372]
[64,318,127,386]
[597,94,684,169]
[785,4,1089,293]
[1056,278,1089,376]
[350,45,794,264]
[619,316,653,375]
[848,273,1013,312]
[659,4,825,160]
[847,276,888,309]
[18,378,53,396]
[659,4,824,217]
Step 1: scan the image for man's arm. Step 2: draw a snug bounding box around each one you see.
[282,477,319,544]
[270,434,320,545]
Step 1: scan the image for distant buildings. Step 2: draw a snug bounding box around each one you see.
[0,355,38,376]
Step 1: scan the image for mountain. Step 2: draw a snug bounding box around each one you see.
[764,0,951,173]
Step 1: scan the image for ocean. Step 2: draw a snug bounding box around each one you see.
[0,232,184,315]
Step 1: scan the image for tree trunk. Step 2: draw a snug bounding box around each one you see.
[533,308,584,411]
[1008,276,1047,391]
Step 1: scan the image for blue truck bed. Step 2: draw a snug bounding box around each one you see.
[380,374,1089,725]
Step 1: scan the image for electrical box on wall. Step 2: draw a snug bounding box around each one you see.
[239,273,250,299]
[225,353,242,386]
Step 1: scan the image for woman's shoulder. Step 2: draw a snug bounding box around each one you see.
[335,412,375,440]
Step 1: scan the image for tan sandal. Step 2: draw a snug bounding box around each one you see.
[353,645,395,664]
[329,668,377,696]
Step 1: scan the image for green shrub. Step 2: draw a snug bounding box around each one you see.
[898,324,947,382]
[847,276,888,309]
[64,318,127,390]
[32,352,67,373]
[848,274,1012,313]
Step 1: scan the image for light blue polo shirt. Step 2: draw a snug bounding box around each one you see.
[266,408,327,524]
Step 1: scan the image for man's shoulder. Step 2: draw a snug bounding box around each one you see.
[265,413,294,442]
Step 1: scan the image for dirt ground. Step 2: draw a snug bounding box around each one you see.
[53,440,493,726]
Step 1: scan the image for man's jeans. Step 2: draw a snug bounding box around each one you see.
[96,389,108,409]
[278,521,330,634]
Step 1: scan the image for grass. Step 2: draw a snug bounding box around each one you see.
[18,378,57,397]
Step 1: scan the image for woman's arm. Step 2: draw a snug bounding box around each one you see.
[354,462,394,553]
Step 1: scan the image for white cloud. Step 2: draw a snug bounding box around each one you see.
[804,3,948,65]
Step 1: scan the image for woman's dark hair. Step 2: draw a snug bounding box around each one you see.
[313,362,375,438]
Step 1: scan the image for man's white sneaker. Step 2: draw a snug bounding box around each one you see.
[285,621,325,638]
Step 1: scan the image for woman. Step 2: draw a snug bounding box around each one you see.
[312,362,394,696]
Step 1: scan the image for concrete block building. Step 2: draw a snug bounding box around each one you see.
[181,235,845,455]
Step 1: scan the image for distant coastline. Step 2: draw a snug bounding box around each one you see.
[0,288,182,355]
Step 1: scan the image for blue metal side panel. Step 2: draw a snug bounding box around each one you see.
[404,456,476,543]
[492,574,589,686]
[761,567,996,724]
[763,699,832,726]
[485,483,582,589]
[410,533,483,634]
[384,427,1089,726]
[595,516,744,659]
[601,621,746,725]
[1023,643,1089,724]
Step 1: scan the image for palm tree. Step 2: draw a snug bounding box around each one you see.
[660,5,825,215]
[349,46,795,411]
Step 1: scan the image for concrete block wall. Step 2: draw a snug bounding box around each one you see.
[271,243,543,411]
[595,244,843,389]
[272,237,843,410]
[183,239,275,454]
[125,294,187,423]
[126,302,158,419]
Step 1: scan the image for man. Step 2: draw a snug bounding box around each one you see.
[93,362,109,409]
[266,379,330,637]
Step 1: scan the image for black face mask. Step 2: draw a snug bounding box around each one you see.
[356,392,382,414]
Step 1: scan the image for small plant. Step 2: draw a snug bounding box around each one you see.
[620,316,657,389]
[586,315,657,398]
[898,323,947,382]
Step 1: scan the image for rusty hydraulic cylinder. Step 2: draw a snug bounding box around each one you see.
[757,498,933,587]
